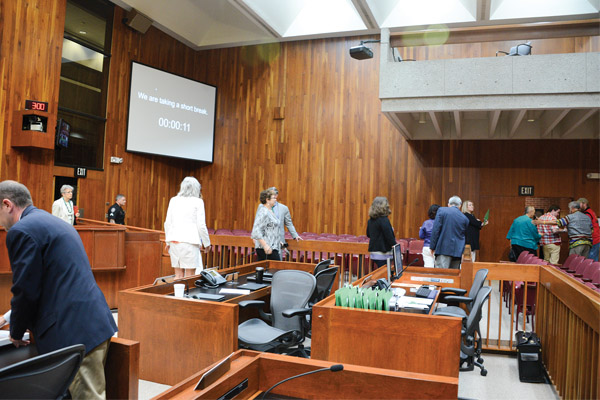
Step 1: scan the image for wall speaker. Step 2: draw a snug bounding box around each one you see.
[123,9,153,34]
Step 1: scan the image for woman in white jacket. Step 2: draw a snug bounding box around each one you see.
[164,177,212,279]
[52,184,79,225]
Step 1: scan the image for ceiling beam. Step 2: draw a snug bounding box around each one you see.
[386,112,414,139]
[350,0,378,30]
[390,19,599,47]
[561,109,597,138]
[508,110,526,138]
[453,111,462,138]
[488,110,501,138]
[540,109,570,137]
[429,112,444,138]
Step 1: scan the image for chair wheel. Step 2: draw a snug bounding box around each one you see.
[481,369,487,376]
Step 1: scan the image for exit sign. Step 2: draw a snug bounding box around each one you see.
[75,167,87,178]
[519,186,534,196]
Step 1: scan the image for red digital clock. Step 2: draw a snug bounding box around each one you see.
[25,100,48,112]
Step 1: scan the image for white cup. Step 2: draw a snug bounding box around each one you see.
[173,283,186,298]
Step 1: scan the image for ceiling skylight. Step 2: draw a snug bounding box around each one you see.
[241,0,367,37]
[490,0,599,20]
[367,0,476,28]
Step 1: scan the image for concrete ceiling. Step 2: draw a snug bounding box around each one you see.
[104,0,600,140]
[108,0,600,50]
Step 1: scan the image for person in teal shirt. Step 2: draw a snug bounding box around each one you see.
[507,206,541,260]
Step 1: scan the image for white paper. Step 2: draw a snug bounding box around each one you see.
[219,288,251,295]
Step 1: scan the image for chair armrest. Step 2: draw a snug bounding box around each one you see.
[574,273,583,278]
[582,278,592,282]
[434,310,465,319]
[440,287,467,296]
[441,295,473,305]
[566,270,576,274]
[282,308,311,318]
[239,300,265,309]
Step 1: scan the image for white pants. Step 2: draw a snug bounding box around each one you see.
[422,246,434,268]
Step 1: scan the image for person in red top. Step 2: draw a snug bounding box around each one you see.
[578,197,599,261]
[537,205,563,264]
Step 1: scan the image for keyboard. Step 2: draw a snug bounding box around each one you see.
[415,286,432,298]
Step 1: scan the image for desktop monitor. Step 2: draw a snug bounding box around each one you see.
[392,244,404,280]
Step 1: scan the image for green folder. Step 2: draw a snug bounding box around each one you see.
[483,209,490,222]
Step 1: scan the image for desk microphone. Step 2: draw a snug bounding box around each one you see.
[260,364,343,399]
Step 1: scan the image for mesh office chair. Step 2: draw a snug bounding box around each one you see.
[435,268,489,316]
[0,343,85,399]
[238,270,316,355]
[313,259,333,275]
[438,286,492,376]
[288,266,340,357]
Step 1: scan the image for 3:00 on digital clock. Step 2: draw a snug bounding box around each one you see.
[158,117,191,132]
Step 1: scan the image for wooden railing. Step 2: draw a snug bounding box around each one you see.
[462,261,599,399]
[203,238,370,285]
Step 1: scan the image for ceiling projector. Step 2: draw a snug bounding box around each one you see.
[349,44,373,60]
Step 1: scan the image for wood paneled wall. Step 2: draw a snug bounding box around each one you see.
[0,0,66,209]
[1,1,598,263]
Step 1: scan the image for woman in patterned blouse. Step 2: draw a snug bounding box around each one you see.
[251,189,281,261]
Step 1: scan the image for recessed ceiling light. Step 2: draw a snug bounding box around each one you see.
[79,30,87,35]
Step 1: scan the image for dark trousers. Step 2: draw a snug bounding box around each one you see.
[511,245,536,260]
[256,248,280,261]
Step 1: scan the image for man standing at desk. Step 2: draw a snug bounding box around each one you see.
[430,195,469,269]
[0,180,117,399]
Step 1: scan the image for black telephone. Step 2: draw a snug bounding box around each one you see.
[195,269,227,288]
[375,278,390,290]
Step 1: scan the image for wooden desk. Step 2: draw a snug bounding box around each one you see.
[311,266,463,378]
[119,260,334,385]
[154,350,458,399]
[0,227,161,310]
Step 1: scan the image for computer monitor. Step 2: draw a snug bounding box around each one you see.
[392,244,404,281]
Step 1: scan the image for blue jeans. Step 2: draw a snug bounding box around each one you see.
[589,243,600,261]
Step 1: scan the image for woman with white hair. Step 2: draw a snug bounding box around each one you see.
[52,184,79,225]
[164,177,212,279]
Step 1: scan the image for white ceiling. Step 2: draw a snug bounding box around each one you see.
[109,0,600,50]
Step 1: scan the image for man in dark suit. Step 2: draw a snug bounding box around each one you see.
[0,180,117,399]
[430,195,470,269]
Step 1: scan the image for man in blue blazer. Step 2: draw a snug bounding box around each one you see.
[430,195,470,269]
[0,180,117,399]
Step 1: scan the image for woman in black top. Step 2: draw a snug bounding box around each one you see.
[461,200,488,261]
[367,197,396,268]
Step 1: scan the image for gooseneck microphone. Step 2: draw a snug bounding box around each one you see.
[260,364,344,399]
[392,257,419,281]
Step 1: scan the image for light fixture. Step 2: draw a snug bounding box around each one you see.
[349,40,380,60]
[527,110,535,122]
[418,112,426,124]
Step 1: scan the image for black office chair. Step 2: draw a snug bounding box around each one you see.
[237,270,316,355]
[438,286,492,376]
[313,258,333,275]
[496,41,532,56]
[0,343,85,399]
[435,268,489,316]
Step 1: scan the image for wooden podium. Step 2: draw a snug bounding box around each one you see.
[153,350,458,399]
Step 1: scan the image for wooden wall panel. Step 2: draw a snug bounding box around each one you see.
[1,1,598,264]
[0,0,65,210]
